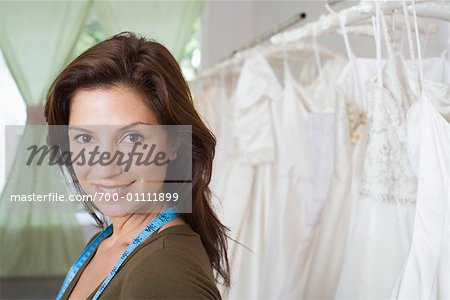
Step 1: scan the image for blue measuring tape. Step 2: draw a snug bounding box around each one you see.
[55,207,180,300]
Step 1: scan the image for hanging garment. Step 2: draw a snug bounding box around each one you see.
[336,7,449,297]
[336,49,421,299]
[259,50,346,299]
[390,46,450,299]
[210,72,240,208]
[191,74,237,208]
[216,53,281,300]
[305,53,449,300]
[391,79,450,300]
[191,78,223,138]
[302,57,371,299]
[302,15,376,298]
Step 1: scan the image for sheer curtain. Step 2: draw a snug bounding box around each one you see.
[93,0,203,60]
[0,0,92,277]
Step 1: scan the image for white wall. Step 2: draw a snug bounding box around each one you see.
[201,0,257,68]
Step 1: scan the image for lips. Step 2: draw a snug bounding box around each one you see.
[92,180,136,197]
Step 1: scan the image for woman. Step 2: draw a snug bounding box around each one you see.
[45,32,229,299]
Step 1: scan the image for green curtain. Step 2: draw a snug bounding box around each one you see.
[0,125,85,277]
[0,0,93,106]
[93,0,203,60]
[0,0,92,277]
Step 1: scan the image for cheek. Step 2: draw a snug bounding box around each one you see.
[132,164,168,185]
[72,164,92,189]
[69,142,92,185]
[129,145,170,194]
[129,135,172,183]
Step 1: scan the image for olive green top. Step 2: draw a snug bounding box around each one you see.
[61,224,221,299]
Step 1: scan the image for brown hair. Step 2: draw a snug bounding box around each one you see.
[44,31,230,287]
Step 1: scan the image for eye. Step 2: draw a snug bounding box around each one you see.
[74,134,95,144]
[121,133,144,144]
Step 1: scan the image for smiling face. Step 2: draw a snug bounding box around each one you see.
[68,84,174,216]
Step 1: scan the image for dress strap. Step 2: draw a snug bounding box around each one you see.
[372,0,383,89]
[379,10,394,58]
[311,23,325,84]
[402,0,417,63]
[339,12,366,111]
[281,37,290,85]
[338,12,356,66]
[410,0,425,92]
[402,0,424,93]
[281,38,289,72]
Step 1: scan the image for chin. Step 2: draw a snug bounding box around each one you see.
[98,201,159,217]
[95,202,135,217]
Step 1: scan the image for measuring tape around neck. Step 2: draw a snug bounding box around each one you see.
[56,207,180,300]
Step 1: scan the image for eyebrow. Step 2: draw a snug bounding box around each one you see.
[68,122,154,133]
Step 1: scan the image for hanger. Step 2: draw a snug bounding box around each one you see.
[193,0,445,83]
[334,14,438,37]
[410,1,450,22]
[270,0,442,44]
[193,33,336,82]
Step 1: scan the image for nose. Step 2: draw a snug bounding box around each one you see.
[89,144,123,181]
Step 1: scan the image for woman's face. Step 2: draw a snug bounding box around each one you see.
[68,84,174,216]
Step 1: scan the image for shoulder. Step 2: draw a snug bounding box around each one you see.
[85,230,103,247]
[121,225,222,299]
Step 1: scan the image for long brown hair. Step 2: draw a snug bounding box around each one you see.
[44,31,230,287]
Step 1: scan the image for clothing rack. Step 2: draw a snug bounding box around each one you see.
[328,0,345,5]
[271,0,447,44]
[194,0,448,81]
[325,0,347,13]
[194,11,307,80]
[219,11,307,63]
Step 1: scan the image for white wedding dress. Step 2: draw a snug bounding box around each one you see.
[391,47,450,299]
[392,84,450,300]
[217,53,280,300]
[259,50,346,299]
[302,58,371,299]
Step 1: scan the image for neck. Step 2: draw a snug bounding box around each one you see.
[105,211,185,248]
[108,213,157,246]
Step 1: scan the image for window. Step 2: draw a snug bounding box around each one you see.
[0,49,27,193]
[69,13,202,81]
